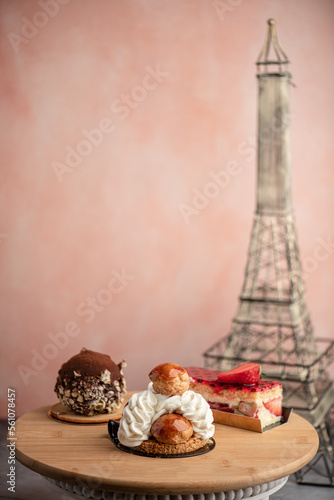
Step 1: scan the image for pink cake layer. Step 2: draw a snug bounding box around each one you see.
[187,366,281,399]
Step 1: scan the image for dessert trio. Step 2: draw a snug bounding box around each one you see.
[54,349,284,456]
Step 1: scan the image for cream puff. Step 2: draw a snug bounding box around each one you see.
[149,362,190,396]
[151,413,193,444]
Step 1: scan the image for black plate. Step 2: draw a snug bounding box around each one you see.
[108,420,216,458]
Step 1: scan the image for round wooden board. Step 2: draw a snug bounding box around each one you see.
[14,403,319,495]
[48,392,132,423]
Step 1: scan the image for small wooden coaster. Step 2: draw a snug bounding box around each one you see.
[48,392,132,424]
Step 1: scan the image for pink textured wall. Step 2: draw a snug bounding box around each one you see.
[1,0,333,417]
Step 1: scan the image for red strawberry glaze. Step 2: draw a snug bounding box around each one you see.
[186,367,220,382]
[186,366,281,395]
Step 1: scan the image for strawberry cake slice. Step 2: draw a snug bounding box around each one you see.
[186,363,282,429]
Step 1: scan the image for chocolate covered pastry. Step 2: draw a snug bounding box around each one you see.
[117,363,215,455]
[54,348,126,415]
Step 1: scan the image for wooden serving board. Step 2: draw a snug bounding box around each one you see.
[14,404,319,495]
[48,392,132,424]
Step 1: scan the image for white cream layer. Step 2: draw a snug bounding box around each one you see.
[118,382,215,447]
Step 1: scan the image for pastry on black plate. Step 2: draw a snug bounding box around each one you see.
[117,362,214,455]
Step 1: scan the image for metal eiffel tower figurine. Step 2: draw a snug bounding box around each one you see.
[204,19,334,485]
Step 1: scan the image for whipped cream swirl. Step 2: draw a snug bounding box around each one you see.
[118,382,215,447]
